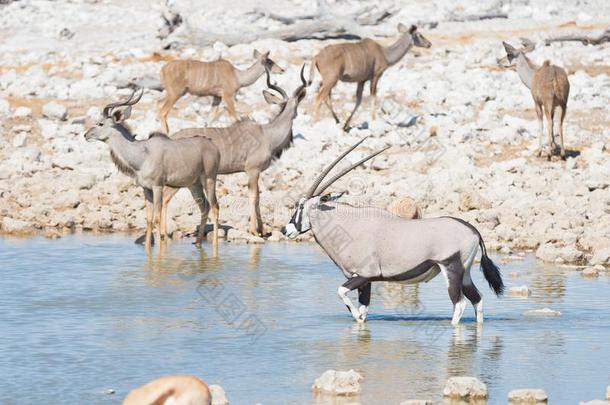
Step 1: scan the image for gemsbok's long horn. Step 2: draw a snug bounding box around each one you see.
[305,136,369,198]
[314,145,391,196]
[264,66,288,100]
[103,87,144,118]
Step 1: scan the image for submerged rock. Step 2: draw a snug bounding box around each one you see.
[442,376,487,400]
[581,267,600,278]
[399,400,434,405]
[508,285,531,297]
[579,401,610,405]
[524,308,562,317]
[607,385,610,400]
[312,369,363,396]
[209,384,228,405]
[508,388,548,403]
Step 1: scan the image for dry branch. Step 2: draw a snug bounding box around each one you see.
[544,29,610,46]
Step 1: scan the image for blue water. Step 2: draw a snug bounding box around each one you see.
[0,234,609,404]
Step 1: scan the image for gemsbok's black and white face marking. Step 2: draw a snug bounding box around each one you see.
[282,197,313,239]
[282,193,345,239]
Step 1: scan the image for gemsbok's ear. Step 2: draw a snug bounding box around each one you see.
[320,191,345,203]
[502,41,518,57]
[262,90,284,105]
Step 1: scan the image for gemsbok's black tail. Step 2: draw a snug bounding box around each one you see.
[446,216,504,296]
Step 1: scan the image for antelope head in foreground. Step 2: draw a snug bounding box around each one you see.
[158,49,284,133]
[282,138,503,326]
[498,38,570,159]
[310,23,431,131]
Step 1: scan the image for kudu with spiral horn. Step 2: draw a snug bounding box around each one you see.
[159,64,309,238]
[282,138,503,325]
[84,87,221,251]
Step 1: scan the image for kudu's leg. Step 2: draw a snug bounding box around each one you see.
[370,75,381,121]
[343,81,365,132]
[208,96,222,123]
[188,183,207,246]
[223,92,239,122]
[203,176,219,248]
[143,188,154,252]
[324,89,341,124]
[544,101,555,159]
[247,170,262,236]
[152,186,163,250]
[338,275,370,322]
[558,104,567,159]
[159,90,182,134]
[313,78,337,122]
[439,258,466,326]
[535,102,544,157]
[160,186,179,241]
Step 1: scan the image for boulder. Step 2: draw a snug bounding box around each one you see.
[12,132,27,148]
[209,384,228,405]
[581,267,600,278]
[524,308,562,317]
[536,242,583,264]
[312,369,363,396]
[459,192,491,211]
[0,98,10,115]
[1,217,34,234]
[508,285,531,297]
[508,388,548,403]
[42,101,67,121]
[590,248,610,266]
[442,376,487,400]
[387,197,422,219]
[13,106,32,118]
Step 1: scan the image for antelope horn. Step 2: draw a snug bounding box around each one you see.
[102,87,144,118]
[292,64,307,97]
[305,136,369,198]
[264,66,287,100]
[314,145,391,196]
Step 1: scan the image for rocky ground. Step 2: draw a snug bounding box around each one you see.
[0,0,609,266]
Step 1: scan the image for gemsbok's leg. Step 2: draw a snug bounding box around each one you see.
[343,81,365,132]
[160,186,179,241]
[461,243,483,323]
[338,275,370,322]
[357,282,372,322]
[558,104,567,159]
[439,258,466,326]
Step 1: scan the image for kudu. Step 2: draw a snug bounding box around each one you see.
[281,137,504,325]
[122,375,211,405]
[84,88,221,250]
[498,38,570,159]
[159,50,284,133]
[160,65,308,237]
[310,24,431,131]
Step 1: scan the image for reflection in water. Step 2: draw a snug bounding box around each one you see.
[0,236,608,405]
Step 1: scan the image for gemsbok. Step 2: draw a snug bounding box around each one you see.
[310,24,431,131]
[281,137,504,325]
[122,375,211,405]
[84,88,221,250]
[159,50,284,133]
[498,38,570,159]
[159,65,308,238]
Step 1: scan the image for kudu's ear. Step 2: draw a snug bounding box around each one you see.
[320,191,345,202]
[502,41,518,57]
[253,49,262,59]
[408,25,417,34]
[397,23,408,33]
[112,105,132,122]
[270,63,285,74]
[262,90,284,105]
